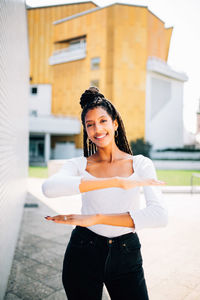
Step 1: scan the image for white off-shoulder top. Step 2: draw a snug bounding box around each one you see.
[42,154,168,237]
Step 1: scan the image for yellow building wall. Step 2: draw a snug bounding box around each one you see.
[111,5,148,144]
[52,9,107,148]
[147,11,173,61]
[27,2,97,84]
[105,6,115,102]
[111,5,172,145]
[52,4,172,148]
[164,27,173,61]
[52,7,108,149]
[28,3,173,149]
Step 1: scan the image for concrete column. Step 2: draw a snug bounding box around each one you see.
[44,133,50,164]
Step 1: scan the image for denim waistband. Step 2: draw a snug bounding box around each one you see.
[73,226,138,245]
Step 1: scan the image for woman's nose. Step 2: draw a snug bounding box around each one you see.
[94,123,102,131]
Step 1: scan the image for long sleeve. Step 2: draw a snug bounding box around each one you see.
[41,158,83,198]
[128,155,168,231]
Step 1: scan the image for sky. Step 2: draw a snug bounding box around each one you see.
[26,0,200,134]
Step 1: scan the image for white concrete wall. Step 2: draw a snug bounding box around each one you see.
[146,71,184,150]
[29,84,52,116]
[54,142,76,159]
[0,1,29,299]
[29,115,81,134]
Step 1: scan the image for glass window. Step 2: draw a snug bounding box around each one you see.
[31,87,37,94]
[91,57,100,70]
[90,80,99,88]
[68,38,86,50]
[30,110,38,117]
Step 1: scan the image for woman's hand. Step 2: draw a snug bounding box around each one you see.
[118,178,166,190]
[44,214,100,227]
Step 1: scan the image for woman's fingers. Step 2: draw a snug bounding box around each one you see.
[139,179,166,186]
[122,178,166,189]
[149,179,166,185]
[44,214,97,227]
[44,215,73,222]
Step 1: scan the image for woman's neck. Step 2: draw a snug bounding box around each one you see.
[95,143,125,163]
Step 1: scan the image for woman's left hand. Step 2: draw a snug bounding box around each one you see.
[44,214,100,227]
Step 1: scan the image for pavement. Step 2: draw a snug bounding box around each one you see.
[4,178,200,300]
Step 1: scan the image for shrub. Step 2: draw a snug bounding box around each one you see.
[130,138,152,158]
[157,147,200,152]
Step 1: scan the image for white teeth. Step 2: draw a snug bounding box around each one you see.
[95,134,106,139]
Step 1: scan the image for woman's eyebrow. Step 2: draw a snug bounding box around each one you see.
[85,115,107,123]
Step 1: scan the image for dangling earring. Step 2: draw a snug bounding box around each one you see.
[88,139,93,155]
[87,138,90,149]
[115,130,118,138]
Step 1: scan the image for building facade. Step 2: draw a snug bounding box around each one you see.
[27,1,187,164]
[0,0,29,298]
[27,1,96,165]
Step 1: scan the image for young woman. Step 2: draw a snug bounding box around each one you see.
[42,87,168,300]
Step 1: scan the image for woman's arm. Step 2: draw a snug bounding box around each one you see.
[97,212,135,228]
[42,159,82,197]
[42,157,121,198]
[79,177,165,193]
[42,157,164,197]
[42,166,123,197]
[128,156,168,231]
[79,177,120,193]
[45,212,135,228]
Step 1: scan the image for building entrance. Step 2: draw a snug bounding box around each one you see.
[29,135,45,165]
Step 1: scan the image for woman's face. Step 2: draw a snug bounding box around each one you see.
[85,107,118,148]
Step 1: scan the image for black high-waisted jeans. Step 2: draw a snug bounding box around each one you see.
[62,226,149,300]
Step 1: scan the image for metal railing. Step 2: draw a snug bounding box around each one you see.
[191,173,200,194]
[49,43,87,65]
[53,42,86,56]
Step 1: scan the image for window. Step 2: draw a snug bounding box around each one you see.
[49,36,87,65]
[30,110,38,117]
[31,87,38,95]
[90,80,99,88]
[68,38,86,50]
[91,57,100,70]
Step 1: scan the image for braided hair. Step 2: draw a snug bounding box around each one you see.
[80,86,133,157]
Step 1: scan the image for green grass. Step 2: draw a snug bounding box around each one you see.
[29,167,48,178]
[29,167,200,186]
[157,170,200,186]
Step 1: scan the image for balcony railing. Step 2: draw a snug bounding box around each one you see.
[49,43,86,65]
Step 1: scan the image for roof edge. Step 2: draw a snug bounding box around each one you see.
[147,57,188,82]
[53,2,148,25]
[111,2,147,9]
[147,8,172,27]
[26,1,98,10]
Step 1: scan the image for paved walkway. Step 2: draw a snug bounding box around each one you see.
[4,178,200,300]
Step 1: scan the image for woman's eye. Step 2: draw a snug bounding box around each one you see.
[87,120,106,127]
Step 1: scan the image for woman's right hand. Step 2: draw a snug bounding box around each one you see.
[117,177,166,190]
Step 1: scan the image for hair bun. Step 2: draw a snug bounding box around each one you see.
[80,86,105,109]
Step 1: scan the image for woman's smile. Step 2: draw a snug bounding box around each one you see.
[85,107,117,147]
[94,133,108,140]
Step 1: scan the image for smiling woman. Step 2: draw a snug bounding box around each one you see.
[42,86,167,300]
[85,107,117,147]
[80,86,133,157]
